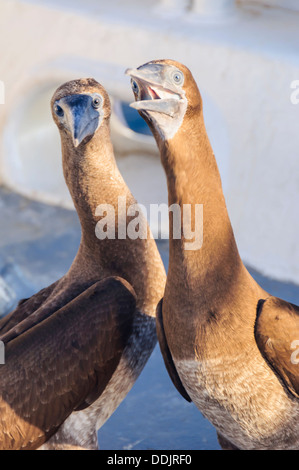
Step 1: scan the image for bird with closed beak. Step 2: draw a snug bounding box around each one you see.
[126,59,299,450]
[0,78,166,450]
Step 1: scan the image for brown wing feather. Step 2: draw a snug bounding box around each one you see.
[0,280,60,335]
[156,299,191,402]
[255,296,299,399]
[0,279,104,343]
[0,276,136,450]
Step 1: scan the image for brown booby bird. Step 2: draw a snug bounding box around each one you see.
[126,60,299,450]
[0,78,166,450]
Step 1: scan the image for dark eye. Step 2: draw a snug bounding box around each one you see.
[172,70,184,86]
[54,104,64,117]
[92,94,102,109]
[131,79,139,94]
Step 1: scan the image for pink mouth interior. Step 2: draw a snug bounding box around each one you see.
[148,86,160,100]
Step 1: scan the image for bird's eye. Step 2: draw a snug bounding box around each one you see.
[92,94,102,109]
[54,104,64,117]
[172,70,184,86]
[131,79,139,94]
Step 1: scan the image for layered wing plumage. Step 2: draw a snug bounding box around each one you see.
[0,276,136,450]
[255,296,299,399]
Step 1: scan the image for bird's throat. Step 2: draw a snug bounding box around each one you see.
[60,124,165,316]
[61,124,134,250]
[161,114,242,295]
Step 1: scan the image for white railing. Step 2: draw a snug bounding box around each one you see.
[239,0,299,12]
[158,0,299,14]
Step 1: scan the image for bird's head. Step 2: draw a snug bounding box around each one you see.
[126,59,202,141]
[51,78,111,148]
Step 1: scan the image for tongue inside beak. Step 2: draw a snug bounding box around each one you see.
[138,81,161,101]
[148,87,160,100]
[131,85,182,117]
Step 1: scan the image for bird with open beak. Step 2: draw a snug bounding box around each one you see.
[126,59,299,450]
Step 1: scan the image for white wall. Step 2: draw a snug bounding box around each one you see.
[0,0,298,284]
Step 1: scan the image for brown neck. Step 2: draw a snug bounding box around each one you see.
[60,121,165,313]
[158,111,243,302]
[61,122,122,249]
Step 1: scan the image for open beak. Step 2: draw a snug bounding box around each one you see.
[125,64,184,117]
[55,94,100,147]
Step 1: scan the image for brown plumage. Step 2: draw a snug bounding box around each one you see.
[127,59,299,450]
[0,78,166,450]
